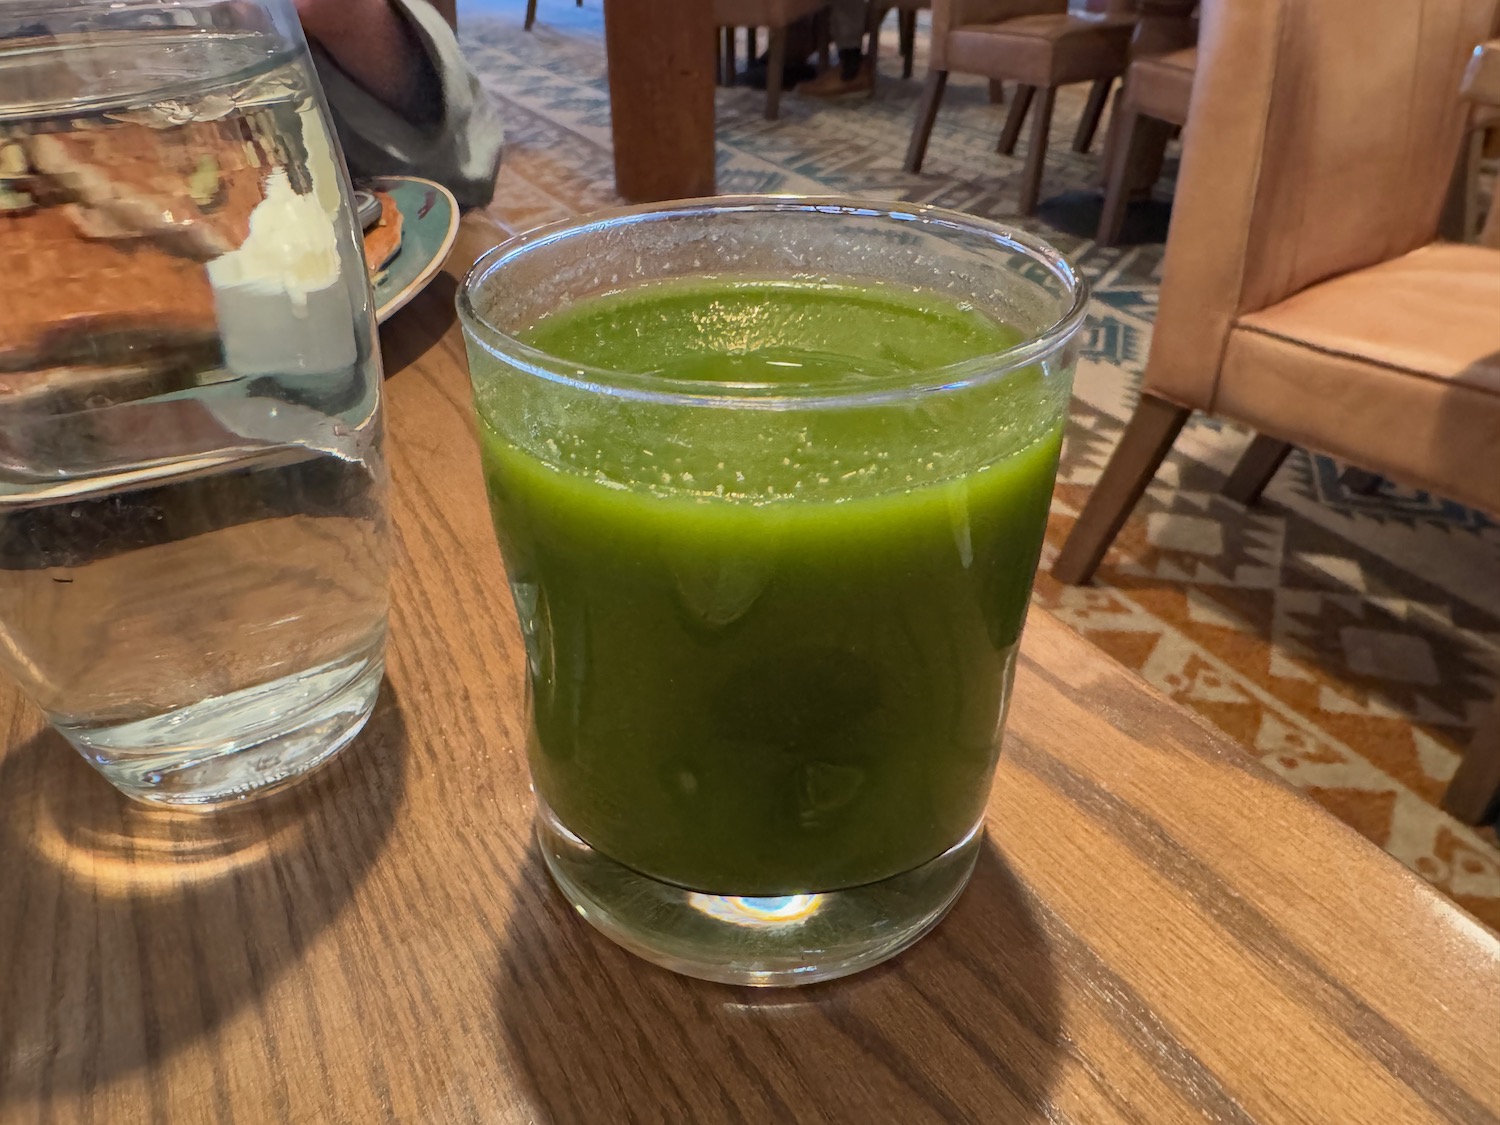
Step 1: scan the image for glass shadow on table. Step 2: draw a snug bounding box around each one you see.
[0,684,408,1106]
[494,835,1063,1122]
[377,270,461,382]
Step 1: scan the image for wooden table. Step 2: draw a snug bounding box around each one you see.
[4,218,1500,1124]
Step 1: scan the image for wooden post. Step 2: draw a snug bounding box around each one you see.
[602,0,717,202]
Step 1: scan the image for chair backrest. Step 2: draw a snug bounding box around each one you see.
[930,0,1068,69]
[1131,1,1197,55]
[1145,0,1499,408]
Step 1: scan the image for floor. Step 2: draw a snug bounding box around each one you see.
[456,0,1500,931]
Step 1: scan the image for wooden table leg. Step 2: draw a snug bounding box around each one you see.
[602,0,717,202]
[1443,705,1500,825]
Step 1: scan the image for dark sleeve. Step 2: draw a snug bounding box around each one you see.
[313,0,504,209]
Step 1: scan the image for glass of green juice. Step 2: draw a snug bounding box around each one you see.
[458,197,1086,986]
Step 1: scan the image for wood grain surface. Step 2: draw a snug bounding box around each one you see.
[2,217,1500,1124]
[601,0,717,202]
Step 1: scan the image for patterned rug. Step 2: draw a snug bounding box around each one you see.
[457,0,1500,930]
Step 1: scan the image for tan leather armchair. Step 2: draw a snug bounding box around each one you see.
[1443,10,1500,242]
[1464,36,1500,245]
[904,0,1138,214]
[1095,4,1198,244]
[715,0,831,119]
[1053,0,1500,823]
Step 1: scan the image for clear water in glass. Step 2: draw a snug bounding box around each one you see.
[0,15,388,807]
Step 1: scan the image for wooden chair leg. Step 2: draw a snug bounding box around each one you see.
[1052,394,1192,585]
[746,26,757,61]
[998,84,1034,154]
[1098,104,1155,245]
[1093,84,1122,183]
[1223,435,1293,506]
[903,70,948,172]
[1443,707,1500,826]
[868,6,886,69]
[718,27,734,86]
[1073,78,1112,153]
[766,26,787,120]
[989,79,1005,105]
[1017,85,1056,214]
[1127,115,1174,192]
[1483,162,1500,248]
[815,10,831,72]
[899,9,917,79]
[525,0,537,30]
[1439,127,1483,243]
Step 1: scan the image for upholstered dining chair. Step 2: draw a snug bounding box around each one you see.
[714,0,831,118]
[524,0,582,32]
[1448,12,1500,244]
[1453,106,1500,245]
[1053,0,1500,823]
[1095,3,1198,244]
[903,0,1139,214]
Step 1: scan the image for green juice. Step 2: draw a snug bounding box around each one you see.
[476,279,1064,895]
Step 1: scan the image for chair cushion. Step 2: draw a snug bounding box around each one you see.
[1126,46,1195,125]
[1214,243,1500,514]
[946,13,1135,87]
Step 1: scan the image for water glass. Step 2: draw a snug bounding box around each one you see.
[460,197,1085,983]
[0,0,388,807]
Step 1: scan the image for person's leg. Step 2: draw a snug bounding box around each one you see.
[799,0,872,96]
[829,0,868,79]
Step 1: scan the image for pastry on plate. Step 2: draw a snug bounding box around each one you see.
[362,189,403,277]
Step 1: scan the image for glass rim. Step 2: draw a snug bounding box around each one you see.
[457,194,1090,410]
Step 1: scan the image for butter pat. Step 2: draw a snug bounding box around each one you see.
[208,168,357,377]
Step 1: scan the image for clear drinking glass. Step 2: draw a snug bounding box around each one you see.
[460,197,1085,985]
[0,0,388,807]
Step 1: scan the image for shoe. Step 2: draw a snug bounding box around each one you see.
[796,61,874,99]
[743,55,818,91]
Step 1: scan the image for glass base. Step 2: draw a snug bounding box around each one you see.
[537,800,981,986]
[56,642,385,810]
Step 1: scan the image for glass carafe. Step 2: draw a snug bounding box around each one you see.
[0,0,389,807]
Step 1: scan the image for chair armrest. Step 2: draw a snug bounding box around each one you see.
[1463,38,1500,107]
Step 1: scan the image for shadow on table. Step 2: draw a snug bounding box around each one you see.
[378,271,460,381]
[493,838,1062,1122]
[0,686,408,1106]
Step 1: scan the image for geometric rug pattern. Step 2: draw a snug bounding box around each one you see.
[459,0,1500,930]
